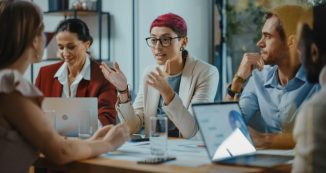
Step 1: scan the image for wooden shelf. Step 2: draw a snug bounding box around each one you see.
[45,10,109,17]
[43,0,110,61]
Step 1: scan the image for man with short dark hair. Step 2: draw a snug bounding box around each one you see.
[292,4,326,173]
[225,5,320,149]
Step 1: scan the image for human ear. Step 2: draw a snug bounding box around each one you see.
[83,40,91,52]
[311,42,319,63]
[31,35,38,50]
[287,35,296,47]
[84,40,91,48]
[181,36,188,48]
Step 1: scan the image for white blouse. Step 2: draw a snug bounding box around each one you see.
[54,57,91,97]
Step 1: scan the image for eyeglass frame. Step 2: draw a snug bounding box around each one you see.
[145,36,182,48]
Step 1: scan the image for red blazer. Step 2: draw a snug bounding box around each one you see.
[35,60,117,125]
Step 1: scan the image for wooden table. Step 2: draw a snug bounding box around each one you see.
[34,155,291,173]
[33,138,291,173]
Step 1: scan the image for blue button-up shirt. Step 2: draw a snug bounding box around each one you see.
[239,65,320,133]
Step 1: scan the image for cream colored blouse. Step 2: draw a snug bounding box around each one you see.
[0,69,43,173]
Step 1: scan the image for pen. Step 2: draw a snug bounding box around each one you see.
[226,148,233,157]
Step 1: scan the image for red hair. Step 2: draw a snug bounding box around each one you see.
[149,13,187,37]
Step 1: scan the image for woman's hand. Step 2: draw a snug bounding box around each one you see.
[146,62,175,105]
[100,62,128,91]
[88,125,114,141]
[104,123,130,151]
[90,123,130,151]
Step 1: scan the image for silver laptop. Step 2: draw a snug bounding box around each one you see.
[42,97,98,137]
[192,102,293,168]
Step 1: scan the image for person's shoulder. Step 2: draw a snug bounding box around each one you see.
[310,82,321,91]
[186,56,218,73]
[306,88,326,105]
[39,61,64,72]
[296,89,326,127]
[0,69,43,97]
[89,59,101,72]
[89,60,109,82]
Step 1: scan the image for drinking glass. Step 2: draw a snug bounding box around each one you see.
[78,110,93,139]
[149,116,168,158]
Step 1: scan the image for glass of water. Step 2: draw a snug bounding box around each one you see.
[149,116,168,158]
[78,109,93,139]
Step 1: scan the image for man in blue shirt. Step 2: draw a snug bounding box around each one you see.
[225,5,320,148]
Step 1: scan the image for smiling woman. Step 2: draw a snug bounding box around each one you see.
[100,13,220,139]
[35,18,118,126]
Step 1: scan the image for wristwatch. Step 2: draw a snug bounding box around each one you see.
[118,93,131,104]
[227,84,243,98]
[118,86,131,104]
[117,86,129,94]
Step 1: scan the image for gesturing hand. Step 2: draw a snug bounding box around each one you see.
[100,62,128,91]
[146,60,175,104]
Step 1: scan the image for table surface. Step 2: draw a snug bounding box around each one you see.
[34,139,292,173]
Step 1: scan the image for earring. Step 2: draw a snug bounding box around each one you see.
[180,47,184,51]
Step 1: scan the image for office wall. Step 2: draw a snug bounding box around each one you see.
[102,0,134,90]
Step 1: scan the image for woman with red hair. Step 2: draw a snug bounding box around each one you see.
[101,13,219,138]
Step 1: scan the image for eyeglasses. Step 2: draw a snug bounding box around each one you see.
[145,36,181,48]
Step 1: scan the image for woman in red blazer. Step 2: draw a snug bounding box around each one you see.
[36,18,117,125]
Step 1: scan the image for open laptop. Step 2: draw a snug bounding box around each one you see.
[192,102,293,168]
[42,97,98,137]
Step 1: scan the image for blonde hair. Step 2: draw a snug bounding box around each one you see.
[268,5,311,39]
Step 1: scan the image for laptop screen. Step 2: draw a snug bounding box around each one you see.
[193,102,256,161]
[42,97,98,137]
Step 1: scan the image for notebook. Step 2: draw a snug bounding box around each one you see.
[42,97,98,137]
[192,102,293,168]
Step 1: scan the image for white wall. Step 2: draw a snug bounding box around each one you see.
[102,0,134,90]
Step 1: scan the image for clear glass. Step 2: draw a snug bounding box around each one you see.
[149,116,168,158]
[78,110,93,139]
